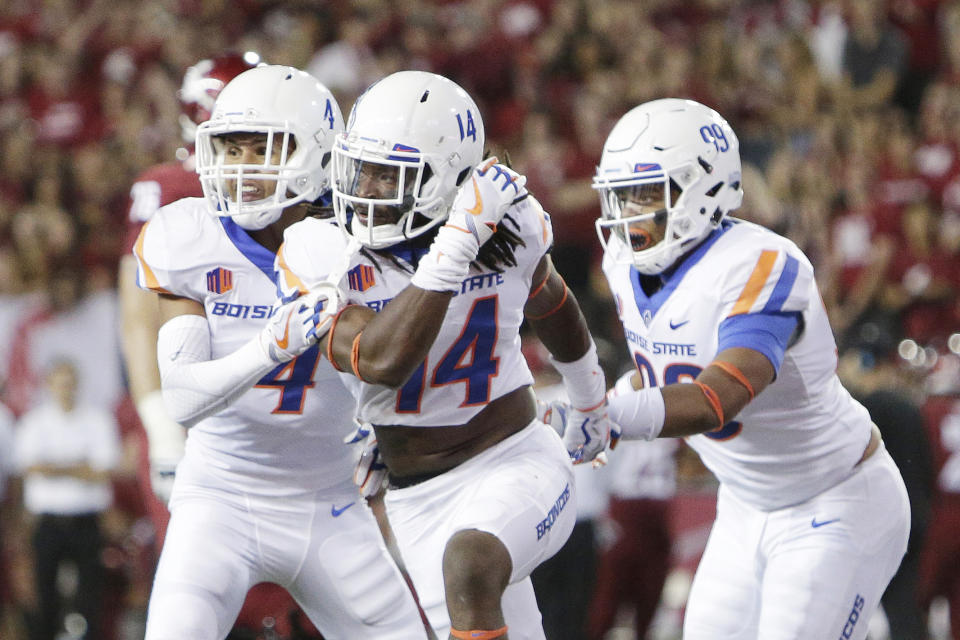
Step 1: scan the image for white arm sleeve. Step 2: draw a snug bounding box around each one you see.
[549,341,606,411]
[606,386,665,442]
[156,314,277,428]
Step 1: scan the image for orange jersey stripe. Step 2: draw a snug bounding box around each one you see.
[133,221,172,295]
[276,243,309,295]
[538,207,550,245]
[730,250,777,316]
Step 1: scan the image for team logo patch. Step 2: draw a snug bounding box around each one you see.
[206,267,233,294]
[348,264,376,292]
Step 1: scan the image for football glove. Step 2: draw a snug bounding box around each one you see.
[411,158,528,292]
[537,398,620,468]
[343,420,388,498]
[258,283,341,363]
[446,157,527,247]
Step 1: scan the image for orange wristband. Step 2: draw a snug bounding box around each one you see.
[693,380,724,427]
[710,360,755,400]
[350,331,367,382]
[325,305,355,373]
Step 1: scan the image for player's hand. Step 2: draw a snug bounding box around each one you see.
[150,459,178,504]
[445,157,527,247]
[259,283,341,363]
[343,420,387,498]
[537,398,618,467]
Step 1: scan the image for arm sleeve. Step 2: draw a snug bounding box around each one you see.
[717,311,800,373]
[156,314,277,427]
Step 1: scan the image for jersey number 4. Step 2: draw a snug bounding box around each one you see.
[396,296,500,413]
[254,345,321,414]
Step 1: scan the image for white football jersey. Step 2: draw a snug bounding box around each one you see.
[278,189,554,427]
[134,198,357,496]
[603,218,873,511]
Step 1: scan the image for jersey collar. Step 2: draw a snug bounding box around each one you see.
[629,220,734,321]
[219,217,277,283]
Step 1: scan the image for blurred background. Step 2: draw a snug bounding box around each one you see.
[0,0,958,639]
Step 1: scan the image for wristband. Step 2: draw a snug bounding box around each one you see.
[549,342,605,411]
[410,224,478,292]
[694,380,725,426]
[610,370,637,398]
[709,360,755,399]
[606,386,665,441]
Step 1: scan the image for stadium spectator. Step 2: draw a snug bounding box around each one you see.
[13,358,121,640]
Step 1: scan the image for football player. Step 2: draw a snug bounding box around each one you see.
[275,70,613,640]
[120,52,257,508]
[133,65,427,639]
[564,98,910,639]
[119,53,325,639]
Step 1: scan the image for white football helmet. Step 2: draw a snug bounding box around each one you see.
[593,98,743,275]
[331,70,484,249]
[195,65,344,230]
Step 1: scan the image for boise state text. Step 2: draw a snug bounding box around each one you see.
[536,483,571,540]
[624,327,697,357]
[210,302,273,319]
[364,272,505,312]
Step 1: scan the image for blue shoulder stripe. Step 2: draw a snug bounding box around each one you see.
[761,254,799,313]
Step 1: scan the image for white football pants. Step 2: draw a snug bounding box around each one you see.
[385,419,576,640]
[144,466,426,640]
[683,443,910,640]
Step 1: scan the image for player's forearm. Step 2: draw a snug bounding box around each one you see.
[607,383,717,440]
[528,296,593,363]
[613,352,768,440]
[525,258,592,362]
[660,384,728,437]
[157,314,277,427]
[327,287,453,388]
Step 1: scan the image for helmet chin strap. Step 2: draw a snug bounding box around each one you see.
[229,204,284,230]
[351,213,404,248]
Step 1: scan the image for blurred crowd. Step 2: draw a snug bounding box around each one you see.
[0,0,959,638]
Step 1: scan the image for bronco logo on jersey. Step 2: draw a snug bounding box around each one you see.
[206,267,233,294]
[348,264,376,292]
